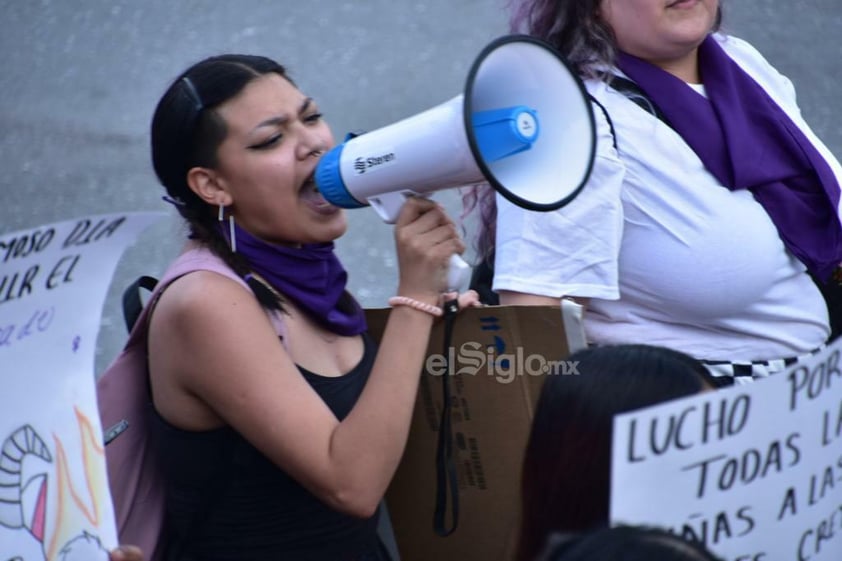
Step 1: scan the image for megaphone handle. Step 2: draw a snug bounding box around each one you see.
[367,192,410,224]
[447,254,471,293]
[367,191,469,291]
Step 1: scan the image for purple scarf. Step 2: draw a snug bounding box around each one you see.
[230,223,367,336]
[617,35,842,282]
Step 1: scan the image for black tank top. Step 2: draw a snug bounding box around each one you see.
[151,333,387,561]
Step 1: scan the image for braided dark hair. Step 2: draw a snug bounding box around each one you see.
[150,54,296,311]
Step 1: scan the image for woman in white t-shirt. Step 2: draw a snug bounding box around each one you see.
[468,0,842,385]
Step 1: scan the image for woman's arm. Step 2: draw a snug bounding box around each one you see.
[498,290,588,309]
[322,199,468,514]
[149,198,462,518]
[490,92,625,307]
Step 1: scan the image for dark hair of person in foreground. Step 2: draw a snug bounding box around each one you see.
[537,526,724,561]
[517,344,716,561]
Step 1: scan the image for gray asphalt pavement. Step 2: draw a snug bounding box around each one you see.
[2,0,840,374]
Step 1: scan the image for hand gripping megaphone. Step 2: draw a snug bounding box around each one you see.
[315,35,596,290]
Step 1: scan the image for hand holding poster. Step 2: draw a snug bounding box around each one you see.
[1,212,164,561]
[611,339,842,561]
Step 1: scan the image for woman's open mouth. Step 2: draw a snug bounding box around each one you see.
[299,175,340,215]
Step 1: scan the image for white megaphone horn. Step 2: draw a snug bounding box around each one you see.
[315,35,596,291]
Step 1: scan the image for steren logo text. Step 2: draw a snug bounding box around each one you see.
[354,153,396,174]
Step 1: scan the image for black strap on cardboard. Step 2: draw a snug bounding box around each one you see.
[433,297,461,536]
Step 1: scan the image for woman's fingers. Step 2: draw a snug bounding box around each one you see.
[110,545,144,561]
[442,290,483,310]
[458,289,482,309]
[393,196,467,299]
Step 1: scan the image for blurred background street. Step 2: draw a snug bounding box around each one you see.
[2,0,840,373]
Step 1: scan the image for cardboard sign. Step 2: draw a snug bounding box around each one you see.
[0,212,164,561]
[611,338,842,561]
[368,304,580,561]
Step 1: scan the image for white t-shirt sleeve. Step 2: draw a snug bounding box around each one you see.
[492,104,625,300]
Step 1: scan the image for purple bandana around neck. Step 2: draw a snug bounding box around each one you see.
[226,223,367,336]
[616,35,842,282]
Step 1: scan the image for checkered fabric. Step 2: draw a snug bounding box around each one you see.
[702,345,826,386]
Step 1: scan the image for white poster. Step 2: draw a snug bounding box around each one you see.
[611,337,842,560]
[1,212,164,561]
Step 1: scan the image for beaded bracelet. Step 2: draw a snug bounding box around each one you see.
[388,296,443,317]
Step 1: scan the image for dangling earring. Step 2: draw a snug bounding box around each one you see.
[229,214,237,253]
[218,204,237,253]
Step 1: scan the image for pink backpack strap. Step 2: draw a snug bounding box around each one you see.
[130,247,288,346]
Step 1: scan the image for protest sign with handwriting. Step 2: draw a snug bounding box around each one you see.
[1,212,164,561]
[611,338,842,561]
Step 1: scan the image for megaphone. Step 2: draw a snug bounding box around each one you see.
[315,34,596,290]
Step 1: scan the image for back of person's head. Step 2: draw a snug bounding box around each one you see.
[506,0,723,77]
[517,344,714,561]
[150,54,293,309]
[537,526,723,561]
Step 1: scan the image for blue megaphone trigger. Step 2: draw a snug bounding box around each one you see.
[471,105,540,163]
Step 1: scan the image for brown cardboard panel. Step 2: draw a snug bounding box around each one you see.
[366,305,569,561]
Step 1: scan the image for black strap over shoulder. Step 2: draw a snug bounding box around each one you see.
[122,275,159,333]
[607,75,672,125]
